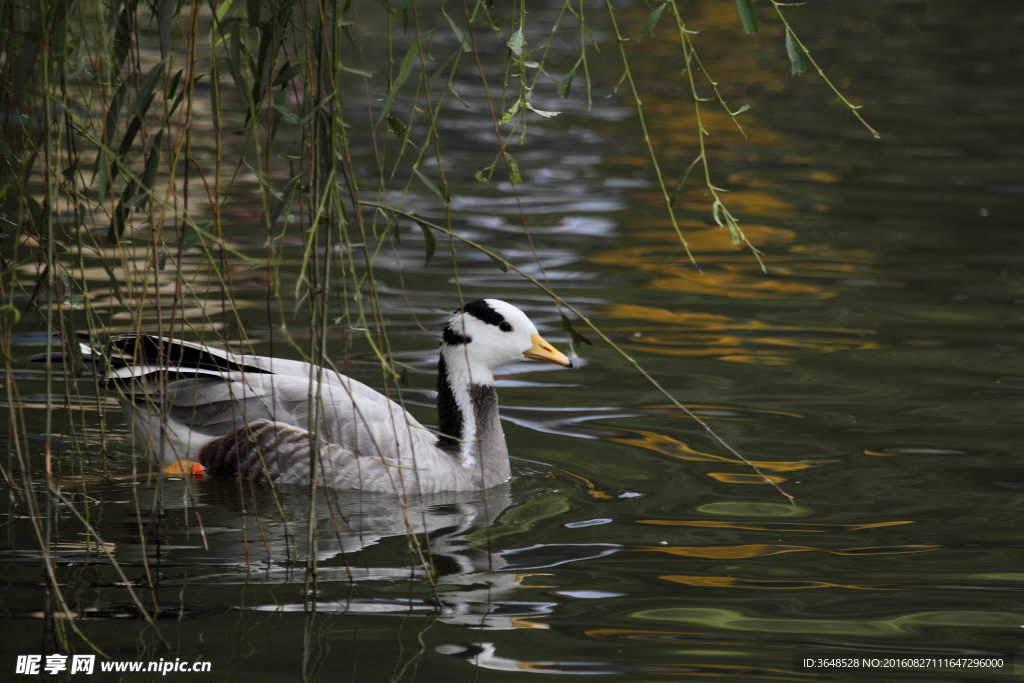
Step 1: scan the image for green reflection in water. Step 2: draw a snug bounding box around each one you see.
[696,501,813,517]
[632,607,1024,636]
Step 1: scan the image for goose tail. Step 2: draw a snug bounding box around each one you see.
[27,335,113,369]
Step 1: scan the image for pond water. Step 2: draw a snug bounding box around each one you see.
[3,0,1023,681]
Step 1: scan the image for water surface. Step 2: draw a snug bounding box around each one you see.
[2,1,1022,681]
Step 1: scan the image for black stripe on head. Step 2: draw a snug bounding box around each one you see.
[442,324,470,346]
[461,299,505,327]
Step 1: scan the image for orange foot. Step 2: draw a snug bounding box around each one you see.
[161,460,206,477]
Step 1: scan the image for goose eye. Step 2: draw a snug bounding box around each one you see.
[499,322,513,332]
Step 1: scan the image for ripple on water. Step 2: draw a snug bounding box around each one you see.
[696,501,814,518]
[628,606,1024,636]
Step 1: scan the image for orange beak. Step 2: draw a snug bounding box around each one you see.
[524,334,573,367]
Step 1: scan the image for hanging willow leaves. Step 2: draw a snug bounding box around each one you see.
[157,0,176,55]
[635,3,667,41]
[0,304,21,325]
[735,0,759,34]
[441,8,468,51]
[107,180,136,244]
[377,43,418,124]
[272,60,303,88]
[557,61,578,98]
[414,168,448,204]
[785,29,808,76]
[166,68,184,103]
[386,114,408,142]
[507,28,525,56]
[561,314,593,346]
[128,129,163,208]
[257,175,299,232]
[486,248,510,272]
[130,60,165,118]
[669,155,702,207]
[506,154,522,184]
[177,223,205,252]
[415,219,436,267]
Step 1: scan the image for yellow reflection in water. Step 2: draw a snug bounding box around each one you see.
[706,472,786,484]
[598,303,878,365]
[606,428,835,475]
[616,606,1024,636]
[590,220,881,302]
[660,575,881,590]
[637,519,914,533]
[635,544,940,559]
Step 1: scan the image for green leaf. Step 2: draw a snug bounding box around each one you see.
[23,194,43,227]
[526,103,560,118]
[129,129,163,208]
[0,303,22,325]
[130,59,165,118]
[377,43,418,124]
[340,64,374,77]
[487,248,510,272]
[272,60,303,88]
[107,188,132,245]
[414,167,448,204]
[441,8,468,51]
[480,3,499,29]
[386,114,408,141]
[257,175,299,231]
[273,103,300,125]
[506,154,522,184]
[158,0,177,54]
[669,155,702,207]
[735,0,759,34]
[177,223,204,252]
[785,29,807,76]
[371,0,395,16]
[500,100,522,124]
[561,314,593,346]
[214,0,237,22]
[166,69,184,103]
[96,150,110,202]
[169,73,201,117]
[635,3,667,41]
[117,115,142,158]
[415,219,435,267]
[557,62,578,98]
[507,28,525,56]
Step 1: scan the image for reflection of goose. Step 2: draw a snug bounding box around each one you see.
[108,480,516,583]
[77,300,572,493]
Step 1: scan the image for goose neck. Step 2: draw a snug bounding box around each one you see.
[436,350,509,487]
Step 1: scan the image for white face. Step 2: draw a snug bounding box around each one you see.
[442,299,541,373]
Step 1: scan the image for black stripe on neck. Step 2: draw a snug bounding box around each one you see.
[436,355,463,456]
[442,325,470,346]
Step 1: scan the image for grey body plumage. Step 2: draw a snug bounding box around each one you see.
[82,300,572,493]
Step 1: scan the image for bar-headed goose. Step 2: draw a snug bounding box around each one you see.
[86,300,572,493]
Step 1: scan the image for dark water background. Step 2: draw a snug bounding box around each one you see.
[3,0,1023,680]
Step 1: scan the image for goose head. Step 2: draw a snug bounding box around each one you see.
[440,299,572,384]
[435,299,572,474]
